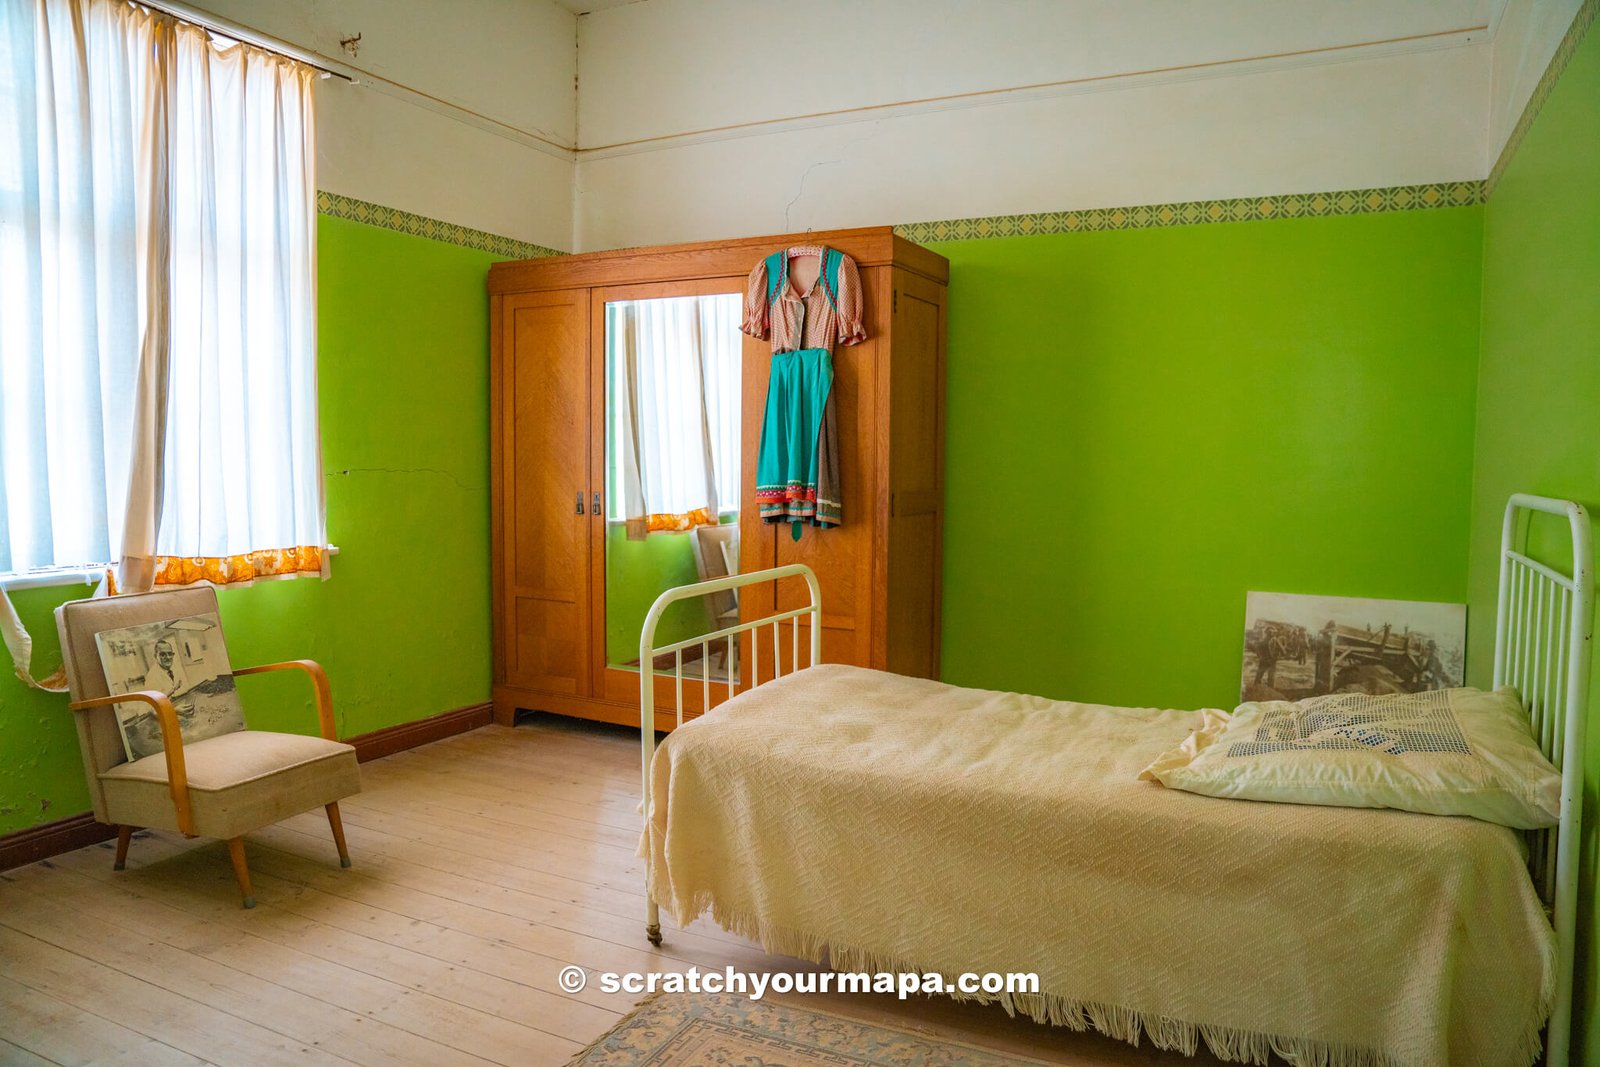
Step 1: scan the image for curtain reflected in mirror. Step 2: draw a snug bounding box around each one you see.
[605,294,742,682]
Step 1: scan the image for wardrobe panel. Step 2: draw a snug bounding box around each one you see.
[512,594,586,695]
[889,274,942,501]
[503,290,592,696]
[772,333,877,670]
[886,514,938,678]
[739,328,779,686]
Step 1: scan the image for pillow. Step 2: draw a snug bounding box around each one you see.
[1139,687,1561,828]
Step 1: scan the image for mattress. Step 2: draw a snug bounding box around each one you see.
[642,664,1554,1067]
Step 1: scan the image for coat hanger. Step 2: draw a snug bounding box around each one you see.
[788,229,822,258]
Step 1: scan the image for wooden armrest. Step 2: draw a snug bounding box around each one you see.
[233,659,336,741]
[68,691,194,837]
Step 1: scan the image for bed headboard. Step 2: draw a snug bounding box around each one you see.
[1493,493,1593,1067]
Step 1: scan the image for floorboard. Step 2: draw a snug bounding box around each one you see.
[0,717,1236,1066]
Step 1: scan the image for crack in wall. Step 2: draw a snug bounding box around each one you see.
[784,159,842,231]
[326,466,485,492]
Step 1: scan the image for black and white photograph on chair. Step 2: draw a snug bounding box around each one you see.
[1241,592,1466,703]
[94,612,246,761]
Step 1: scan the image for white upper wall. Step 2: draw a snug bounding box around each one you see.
[174,0,1585,253]
[577,0,1496,149]
[1488,0,1583,160]
[573,46,1489,250]
[185,0,578,251]
[571,0,1499,249]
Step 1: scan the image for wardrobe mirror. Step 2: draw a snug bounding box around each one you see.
[603,293,743,683]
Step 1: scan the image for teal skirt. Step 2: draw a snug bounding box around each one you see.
[755,348,840,528]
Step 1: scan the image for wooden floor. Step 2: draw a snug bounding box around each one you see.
[0,716,1236,1066]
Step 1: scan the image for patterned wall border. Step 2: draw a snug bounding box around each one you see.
[316,191,565,258]
[893,182,1483,244]
[1486,0,1598,196]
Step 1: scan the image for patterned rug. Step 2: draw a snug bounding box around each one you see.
[569,993,1052,1066]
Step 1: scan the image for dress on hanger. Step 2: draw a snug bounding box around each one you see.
[742,246,865,529]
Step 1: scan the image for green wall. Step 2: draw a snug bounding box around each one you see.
[0,215,497,835]
[1467,19,1600,1059]
[929,207,1485,711]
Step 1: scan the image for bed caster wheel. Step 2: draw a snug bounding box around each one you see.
[646,923,662,947]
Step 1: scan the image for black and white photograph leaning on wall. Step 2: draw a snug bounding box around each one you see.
[1241,591,1467,703]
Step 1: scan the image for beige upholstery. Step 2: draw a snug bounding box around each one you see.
[54,586,360,904]
[100,730,360,839]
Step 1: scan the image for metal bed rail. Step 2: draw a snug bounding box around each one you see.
[638,563,821,945]
[1491,494,1593,1067]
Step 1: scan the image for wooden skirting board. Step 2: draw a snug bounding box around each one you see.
[0,813,117,874]
[0,700,493,873]
[348,702,493,764]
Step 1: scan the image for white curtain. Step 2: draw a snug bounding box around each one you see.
[0,0,321,687]
[610,294,740,539]
[147,20,322,581]
[0,0,159,575]
[0,0,321,591]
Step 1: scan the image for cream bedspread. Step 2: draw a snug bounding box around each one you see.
[643,665,1554,1067]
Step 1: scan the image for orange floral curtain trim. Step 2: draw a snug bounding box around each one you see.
[625,508,718,541]
[150,545,327,588]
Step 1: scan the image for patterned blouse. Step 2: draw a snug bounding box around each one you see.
[742,246,866,353]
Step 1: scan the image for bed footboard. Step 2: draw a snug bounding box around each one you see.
[638,563,821,945]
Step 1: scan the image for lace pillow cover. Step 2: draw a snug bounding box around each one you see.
[1140,687,1561,829]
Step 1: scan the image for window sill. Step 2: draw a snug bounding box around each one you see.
[0,566,107,592]
[0,545,340,591]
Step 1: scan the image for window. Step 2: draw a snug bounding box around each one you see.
[0,0,322,587]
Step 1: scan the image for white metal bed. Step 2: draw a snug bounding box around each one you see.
[638,495,1592,1065]
[1493,493,1593,1067]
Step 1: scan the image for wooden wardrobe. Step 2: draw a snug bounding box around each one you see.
[487,226,948,731]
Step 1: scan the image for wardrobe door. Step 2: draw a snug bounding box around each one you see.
[589,277,750,719]
[499,289,593,696]
[882,267,946,678]
[766,265,886,672]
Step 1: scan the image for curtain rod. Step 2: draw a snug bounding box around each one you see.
[134,0,356,82]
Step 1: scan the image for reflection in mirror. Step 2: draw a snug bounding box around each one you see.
[604,294,743,684]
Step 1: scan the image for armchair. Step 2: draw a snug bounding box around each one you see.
[54,586,361,908]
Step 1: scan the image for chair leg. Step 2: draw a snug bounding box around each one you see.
[226,837,256,909]
[325,802,352,868]
[113,826,134,871]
